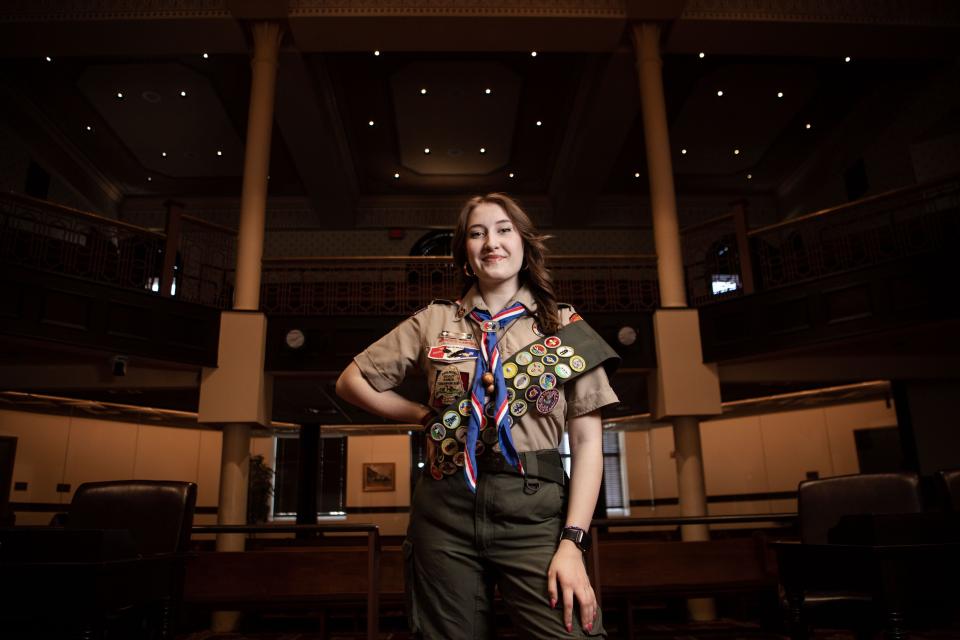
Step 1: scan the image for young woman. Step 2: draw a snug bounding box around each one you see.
[336,193,618,638]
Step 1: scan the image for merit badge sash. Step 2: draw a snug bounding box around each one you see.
[423,317,620,484]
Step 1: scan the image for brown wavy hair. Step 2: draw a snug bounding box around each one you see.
[452,193,560,334]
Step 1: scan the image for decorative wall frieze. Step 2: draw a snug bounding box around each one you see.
[0,0,230,22]
[682,0,960,27]
[288,0,626,18]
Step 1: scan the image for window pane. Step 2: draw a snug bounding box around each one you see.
[272,434,348,517]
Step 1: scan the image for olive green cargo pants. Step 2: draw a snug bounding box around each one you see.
[403,456,605,639]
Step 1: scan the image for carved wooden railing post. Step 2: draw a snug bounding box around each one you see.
[731,202,755,295]
[161,200,184,297]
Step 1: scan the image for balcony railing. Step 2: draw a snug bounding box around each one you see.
[2,171,956,316]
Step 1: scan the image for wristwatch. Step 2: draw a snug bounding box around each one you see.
[559,526,592,552]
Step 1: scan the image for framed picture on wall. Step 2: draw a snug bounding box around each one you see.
[362,462,396,492]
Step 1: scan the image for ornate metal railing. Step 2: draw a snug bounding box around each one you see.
[259,255,660,315]
[747,175,959,292]
[3,171,955,316]
[0,192,166,293]
[677,174,959,304]
[174,214,236,307]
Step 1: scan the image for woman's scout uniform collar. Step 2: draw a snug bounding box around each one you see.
[455,284,538,320]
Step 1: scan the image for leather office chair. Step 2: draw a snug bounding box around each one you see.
[787,472,923,639]
[935,469,960,511]
[67,480,198,639]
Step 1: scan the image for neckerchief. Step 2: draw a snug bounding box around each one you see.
[464,302,527,492]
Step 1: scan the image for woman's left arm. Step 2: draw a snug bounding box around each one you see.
[546,408,603,633]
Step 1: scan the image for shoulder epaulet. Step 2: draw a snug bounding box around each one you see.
[412,298,456,317]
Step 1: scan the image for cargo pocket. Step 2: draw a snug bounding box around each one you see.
[401,538,421,634]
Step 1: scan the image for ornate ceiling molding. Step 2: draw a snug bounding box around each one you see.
[288,0,626,18]
[0,0,231,22]
[682,0,960,27]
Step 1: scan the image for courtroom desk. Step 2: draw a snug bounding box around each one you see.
[772,540,960,640]
[0,527,183,638]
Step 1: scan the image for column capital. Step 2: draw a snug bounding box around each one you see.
[250,21,284,65]
[628,21,663,64]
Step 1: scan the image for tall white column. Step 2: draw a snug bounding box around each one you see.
[210,21,282,633]
[632,22,716,621]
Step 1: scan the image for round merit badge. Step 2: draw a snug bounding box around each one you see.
[544,336,561,349]
[569,355,587,372]
[554,363,572,379]
[526,361,545,377]
[532,323,545,337]
[454,451,465,467]
[529,343,548,357]
[455,426,467,443]
[442,410,461,428]
[525,385,542,402]
[430,464,443,480]
[507,387,516,402]
[539,372,557,390]
[484,401,496,417]
[510,400,527,417]
[441,460,457,476]
[515,351,533,366]
[536,388,560,414]
[541,353,559,366]
[430,423,446,441]
[441,438,459,456]
[502,362,518,379]
[474,440,485,456]
[458,398,472,416]
[556,345,575,358]
[513,373,530,389]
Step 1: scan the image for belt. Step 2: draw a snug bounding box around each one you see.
[476,448,567,486]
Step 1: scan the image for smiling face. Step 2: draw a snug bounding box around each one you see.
[465,202,525,291]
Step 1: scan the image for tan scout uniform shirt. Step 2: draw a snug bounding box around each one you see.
[354,285,619,452]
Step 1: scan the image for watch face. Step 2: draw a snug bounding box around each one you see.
[285,329,306,349]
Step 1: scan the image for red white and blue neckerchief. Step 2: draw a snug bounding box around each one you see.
[463,302,527,492]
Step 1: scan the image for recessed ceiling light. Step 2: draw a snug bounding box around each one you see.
[844,56,851,63]
[202,53,209,59]
[374,50,381,56]
[393,172,400,179]
[116,92,124,99]
[777,91,784,98]
[485,88,492,95]
[634,172,640,178]
[747,174,753,180]
[161,152,167,157]
[368,120,375,126]
[147,176,152,181]
[45,56,52,62]
[217,150,223,156]
[698,52,705,59]
[681,148,688,155]
[85,125,93,131]
[180,90,187,98]
[480,147,486,154]
[530,51,537,57]
[716,90,724,97]
[536,120,542,126]
[420,88,427,95]
[424,148,430,154]
[509,172,515,178]
[733,149,740,155]
[805,123,812,129]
